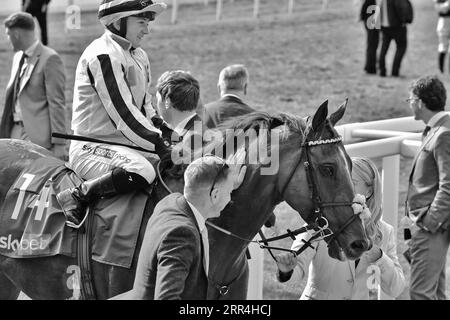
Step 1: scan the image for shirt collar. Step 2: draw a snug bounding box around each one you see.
[106,30,133,51]
[24,40,39,58]
[186,199,206,233]
[222,93,242,101]
[427,111,447,127]
[174,113,197,136]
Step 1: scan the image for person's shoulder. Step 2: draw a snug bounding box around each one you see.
[379,220,395,239]
[154,192,184,212]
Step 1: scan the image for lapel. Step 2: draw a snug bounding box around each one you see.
[179,114,201,139]
[409,115,449,182]
[176,194,209,274]
[6,52,22,89]
[18,42,42,95]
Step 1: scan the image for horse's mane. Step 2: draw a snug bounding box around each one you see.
[216,111,307,138]
[163,112,307,180]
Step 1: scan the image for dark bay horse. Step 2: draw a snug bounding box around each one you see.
[0,101,370,299]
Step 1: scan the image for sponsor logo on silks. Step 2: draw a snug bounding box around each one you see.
[93,146,117,159]
[0,234,51,256]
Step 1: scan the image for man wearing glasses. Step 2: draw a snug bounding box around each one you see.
[405,75,450,299]
[114,153,247,299]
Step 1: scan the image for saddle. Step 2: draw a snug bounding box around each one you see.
[0,157,151,269]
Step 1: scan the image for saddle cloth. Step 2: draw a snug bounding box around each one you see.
[0,157,148,269]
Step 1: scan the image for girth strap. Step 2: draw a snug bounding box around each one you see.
[77,206,97,300]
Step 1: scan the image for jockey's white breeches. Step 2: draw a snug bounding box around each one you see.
[69,141,157,184]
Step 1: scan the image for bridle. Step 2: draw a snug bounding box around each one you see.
[155,127,363,297]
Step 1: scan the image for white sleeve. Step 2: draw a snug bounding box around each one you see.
[375,224,406,298]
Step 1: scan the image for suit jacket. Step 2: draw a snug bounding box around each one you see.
[360,0,377,22]
[203,95,254,129]
[279,221,405,300]
[0,42,66,149]
[173,113,206,164]
[406,114,450,233]
[117,193,208,300]
[381,0,411,27]
[23,0,51,14]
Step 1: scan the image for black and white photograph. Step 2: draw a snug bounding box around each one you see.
[0,0,449,310]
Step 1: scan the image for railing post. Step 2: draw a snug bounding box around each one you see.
[380,155,400,300]
[288,0,294,14]
[216,0,223,21]
[253,0,260,19]
[246,236,264,299]
[381,155,400,236]
[171,0,178,24]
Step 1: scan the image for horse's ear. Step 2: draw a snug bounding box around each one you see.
[311,100,328,131]
[329,98,348,126]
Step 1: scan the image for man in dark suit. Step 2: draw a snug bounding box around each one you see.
[0,12,66,159]
[22,0,50,45]
[203,64,254,129]
[405,75,450,299]
[360,0,380,74]
[114,153,247,299]
[378,0,412,77]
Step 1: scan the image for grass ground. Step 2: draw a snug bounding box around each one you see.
[1,0,449,300]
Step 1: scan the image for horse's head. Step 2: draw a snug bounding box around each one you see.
[278,100,370,260]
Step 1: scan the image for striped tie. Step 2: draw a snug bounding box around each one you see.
[422,126,431,141]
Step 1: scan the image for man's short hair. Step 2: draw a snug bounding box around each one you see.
[4,12,35,31]
[409,75,447,111]
[156,70,200,112]
[218,64,249,91]
[184,156,229,190]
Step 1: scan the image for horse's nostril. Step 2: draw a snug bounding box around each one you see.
[350,240,366,252]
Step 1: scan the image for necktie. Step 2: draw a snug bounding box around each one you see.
[201,227,209,276]
[422,126,431,140]
[12,52,28,107]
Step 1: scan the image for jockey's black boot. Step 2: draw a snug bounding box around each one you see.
[56,171,117,229]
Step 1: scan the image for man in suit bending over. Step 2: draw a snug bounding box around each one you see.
[0,12,66,159]
[114,153,247,299]
[155,70,205,164]
[203,64,254,129]
[405,75,450,299]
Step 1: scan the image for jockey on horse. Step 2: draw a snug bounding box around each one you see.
[56,0,175,229]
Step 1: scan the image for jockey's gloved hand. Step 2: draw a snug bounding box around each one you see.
[154,139,172,161]
[151,115,180,144]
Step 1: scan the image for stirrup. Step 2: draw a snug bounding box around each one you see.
[66,210,89,229]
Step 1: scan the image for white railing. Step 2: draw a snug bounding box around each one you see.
[171,0,330,23]
[247,113,450,300]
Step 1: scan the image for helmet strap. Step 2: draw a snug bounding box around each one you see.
[106,17,128,39]
[119,17,127,38]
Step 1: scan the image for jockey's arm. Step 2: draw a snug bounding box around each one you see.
[87,54,166,152]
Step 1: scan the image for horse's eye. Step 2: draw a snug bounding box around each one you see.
[319,165,334,177]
